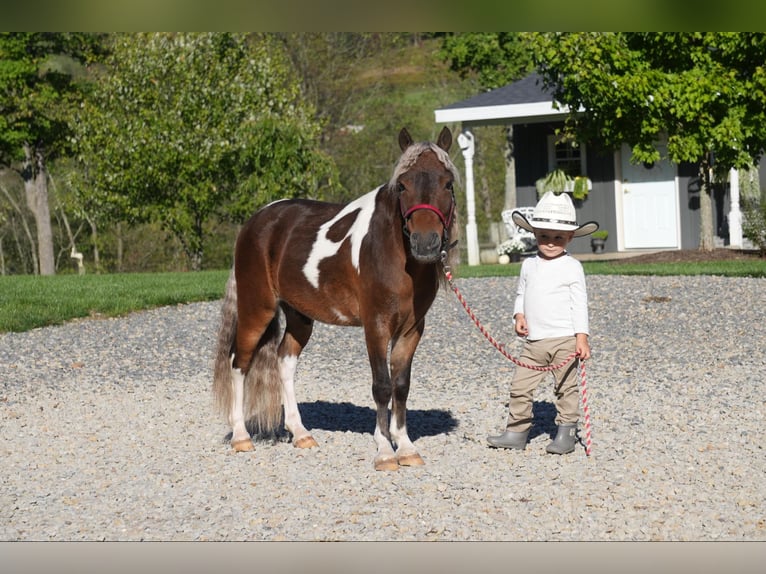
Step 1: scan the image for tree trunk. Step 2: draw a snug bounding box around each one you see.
[1,179,39,273]
[504,125,517,210]
[85,214,100,272]
[115,221,123,272]
[22,145,56,275]
[698,159,715,251]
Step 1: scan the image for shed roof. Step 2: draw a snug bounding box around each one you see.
[434,73,572,125]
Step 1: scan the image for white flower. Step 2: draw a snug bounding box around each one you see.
[497,237,526,255]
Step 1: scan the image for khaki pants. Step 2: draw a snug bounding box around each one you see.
[505,336,580,432]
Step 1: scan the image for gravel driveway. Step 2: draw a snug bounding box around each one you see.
[1,274,765,541]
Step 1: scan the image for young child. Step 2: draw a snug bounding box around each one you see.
[487,191,598,454]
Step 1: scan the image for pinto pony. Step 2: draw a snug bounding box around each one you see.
[213,127,458,471]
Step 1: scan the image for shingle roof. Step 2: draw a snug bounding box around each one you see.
[434,73,567,124]
[440,73,552,110]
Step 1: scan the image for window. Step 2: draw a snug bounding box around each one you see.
[547,135,587,177]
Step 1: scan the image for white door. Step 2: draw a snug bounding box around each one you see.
[621,143,679,249]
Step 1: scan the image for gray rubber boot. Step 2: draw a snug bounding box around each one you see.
[546,423,578,454]
[486,429,529,450]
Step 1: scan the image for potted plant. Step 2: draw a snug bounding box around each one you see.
[535,169,591,201]
[590,229,608,253]
[497,236,526,263]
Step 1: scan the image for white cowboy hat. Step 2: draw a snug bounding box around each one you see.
[512,191,599,238]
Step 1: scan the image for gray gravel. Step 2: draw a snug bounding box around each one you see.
[2,274,765,541]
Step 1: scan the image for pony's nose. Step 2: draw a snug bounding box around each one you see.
[410,231,442,261]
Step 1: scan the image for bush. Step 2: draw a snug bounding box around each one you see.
[742,197,766,256]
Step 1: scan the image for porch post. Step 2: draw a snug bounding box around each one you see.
[457,129,480,265]
[728,167,742,248]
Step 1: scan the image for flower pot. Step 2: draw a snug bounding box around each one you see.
[509,252,521,262]
[591,238,606,254]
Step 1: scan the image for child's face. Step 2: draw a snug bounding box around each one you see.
[534,228,574,258]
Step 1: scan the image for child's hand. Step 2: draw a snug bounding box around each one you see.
[514,314,529,337]
[575,333,591,360]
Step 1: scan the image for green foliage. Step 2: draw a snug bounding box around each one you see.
[591,229,608,240]
[70,33,339,270]
[572,176,590,201]
[289,33,472,201]
[440,33,534,90]
[534,170,590,201]
[535,169,571,197]
[0,32,103,165]
[523,32,766,172]
[742,193,766,257]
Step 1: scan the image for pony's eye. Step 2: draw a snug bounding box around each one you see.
[446,181,454,191]
[397,182,406,193]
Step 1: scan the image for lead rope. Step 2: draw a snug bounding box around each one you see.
[441,258,593,456]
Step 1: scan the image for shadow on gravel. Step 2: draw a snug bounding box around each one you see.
[299,400,459,440]
[231,401,557,445]
[227,400,460,444]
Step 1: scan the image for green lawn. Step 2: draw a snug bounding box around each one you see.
[0,270,230,333]
[1,258,764,333]
[456,259,766,278]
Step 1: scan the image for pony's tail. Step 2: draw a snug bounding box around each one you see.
[244,315,283,434]
[212,270,283,435]
[213,270,239,419]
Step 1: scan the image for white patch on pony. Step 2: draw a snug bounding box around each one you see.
[332,308,351,323]
[302,187,378,288]
[229,355,250,443]
[279,355,305,437]
[264,198,289,208]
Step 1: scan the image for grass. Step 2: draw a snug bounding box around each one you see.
[1,258,764,333]
[0,270,230,333]
[455,259,766,279]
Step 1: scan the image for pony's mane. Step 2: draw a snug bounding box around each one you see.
[388,141,460,191]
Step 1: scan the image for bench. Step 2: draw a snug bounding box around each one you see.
[501,207,537,253]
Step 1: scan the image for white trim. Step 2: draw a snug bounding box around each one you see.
[435,101,572,124]
[675,172,682,249]
[613,150,625,252]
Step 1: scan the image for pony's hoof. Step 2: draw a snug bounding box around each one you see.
[374,457,400,472]
[293,435,319,449]
[231,438,254,452]
[397,453,425,467]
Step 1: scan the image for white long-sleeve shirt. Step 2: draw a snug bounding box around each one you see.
[513,253,589,340]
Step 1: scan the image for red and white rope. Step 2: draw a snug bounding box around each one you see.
[444,268,592,456]
[577,358,593,456]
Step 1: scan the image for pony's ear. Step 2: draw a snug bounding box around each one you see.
[398,127,414,151]
[436,126,452,152]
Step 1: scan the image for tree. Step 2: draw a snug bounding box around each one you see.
[440,33,534,215]
[0,32,103,274]
[524,32,766,251]
[71,33,338,270]
[440,32,532,90]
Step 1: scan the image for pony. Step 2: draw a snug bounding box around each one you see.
[213,126,459,471]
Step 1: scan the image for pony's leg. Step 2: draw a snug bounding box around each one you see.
[228,355,254,452]
[280,306,318,449]
[229,297,278,452]
[366,334,399,471]
[389,322,425,466]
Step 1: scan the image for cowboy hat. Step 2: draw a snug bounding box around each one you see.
[512,191,599,238]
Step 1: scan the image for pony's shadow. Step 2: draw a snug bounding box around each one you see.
[228,400,459,444]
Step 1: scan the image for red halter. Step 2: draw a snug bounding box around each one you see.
[399,198,455,229]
